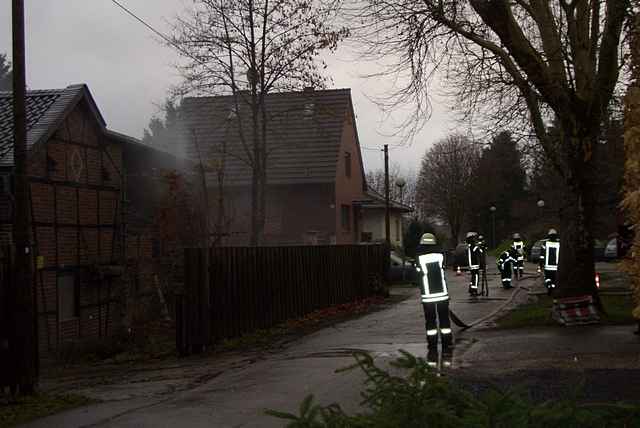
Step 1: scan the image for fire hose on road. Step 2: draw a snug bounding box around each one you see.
[449,285,526,330]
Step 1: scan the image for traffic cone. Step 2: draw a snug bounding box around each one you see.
[595,272,600,289]
[456,266,462,276]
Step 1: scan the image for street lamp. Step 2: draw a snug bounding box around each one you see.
[395,177,406,204]
[489,205,496,249]
[395,178,407,280]
[537,198,545,232]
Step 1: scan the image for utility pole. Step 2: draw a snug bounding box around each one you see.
[384,144,390,247]
[12,0,37,394]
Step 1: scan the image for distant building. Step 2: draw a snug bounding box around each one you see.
[180,88,376,245]
[356,189,412,248]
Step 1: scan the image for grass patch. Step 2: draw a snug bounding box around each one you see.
[601,295,635,324]
[495,295,556,329]
[495,294,636,329]
[0,393,95,427]
[267,351,640,427]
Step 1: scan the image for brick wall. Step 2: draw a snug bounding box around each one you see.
[24,99,124,353]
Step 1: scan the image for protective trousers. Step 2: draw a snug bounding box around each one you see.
[422,300,452,349]
[544,269,557,294]
[501,263,514,288]
[516,258,524,276]
[469,268,479,294]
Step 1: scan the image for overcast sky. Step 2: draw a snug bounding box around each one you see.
[0,0,459,174]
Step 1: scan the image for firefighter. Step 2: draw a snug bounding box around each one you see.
[497,247,518,289]
[477,235,488,271]
[540,228,560,295]
[466,232,482,296]
[511,233,525,278]
[416,233,453,350]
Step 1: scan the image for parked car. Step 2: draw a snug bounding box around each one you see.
[451,243,469,270]
[528,239,546,263]
[388,252,419,284]
[604,238,618,260]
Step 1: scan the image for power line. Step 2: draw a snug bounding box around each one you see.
[110,0,217,78]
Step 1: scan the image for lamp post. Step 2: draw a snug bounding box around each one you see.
[489,205,496,249]
[395,178,407,280]
[537,198,545,232]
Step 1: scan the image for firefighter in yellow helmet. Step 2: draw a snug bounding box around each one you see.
[511,233,525,279]
[415,233,453,351]
[466,231,482,296]
[540,228,560,295]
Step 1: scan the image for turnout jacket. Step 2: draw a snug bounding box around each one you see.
[511,240,525,261]
[467,244,483,270]
[416,252,449,303]
[497,250,517,271]
[541,240,560,271]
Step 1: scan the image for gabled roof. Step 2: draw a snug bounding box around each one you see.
[354,188,413,213]
[0,84,105,166]
[179,88,366,185]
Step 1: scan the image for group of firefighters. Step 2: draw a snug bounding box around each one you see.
[414,228,561,356]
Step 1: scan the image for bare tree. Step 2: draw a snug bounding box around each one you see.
[417,135,480,246]
[171,0,347,245]
[366,165,418,211]
[355,0,632,298]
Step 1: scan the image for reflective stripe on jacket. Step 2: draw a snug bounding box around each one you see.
[417,253,449,303]
[545,241,560,271]
[512,241,525,260]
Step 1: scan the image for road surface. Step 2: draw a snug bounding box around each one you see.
[27,259,535,428]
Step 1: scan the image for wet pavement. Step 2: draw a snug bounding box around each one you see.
[24,260,640,427]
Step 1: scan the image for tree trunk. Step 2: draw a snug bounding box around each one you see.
[556,133,599,300]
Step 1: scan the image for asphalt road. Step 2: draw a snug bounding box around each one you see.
[26,258,531,428]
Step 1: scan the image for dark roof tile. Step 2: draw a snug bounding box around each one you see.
[180,89,356,185]
[0,84,104,166]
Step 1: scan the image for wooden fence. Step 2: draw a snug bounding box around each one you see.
[176,244,388,355]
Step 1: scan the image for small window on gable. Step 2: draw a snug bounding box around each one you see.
[345,152,351,178]
[303,102,314,119]
[227,105,238,120]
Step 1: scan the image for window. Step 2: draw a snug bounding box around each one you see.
[341,205,351,231]
[361,232,372,242]
[58,273,78,321]
[344,152,351,178]
[303,102,315,119]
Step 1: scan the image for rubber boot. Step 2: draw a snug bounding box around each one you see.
[441,333,453,349]
[427,334,438,351]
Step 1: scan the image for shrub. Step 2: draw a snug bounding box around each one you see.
[267,350,640,427]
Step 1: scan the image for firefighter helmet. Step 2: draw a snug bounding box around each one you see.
[466,231,477,239]
[513,233,521,240]
[420,233,437,245]
[547,228,558,237]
